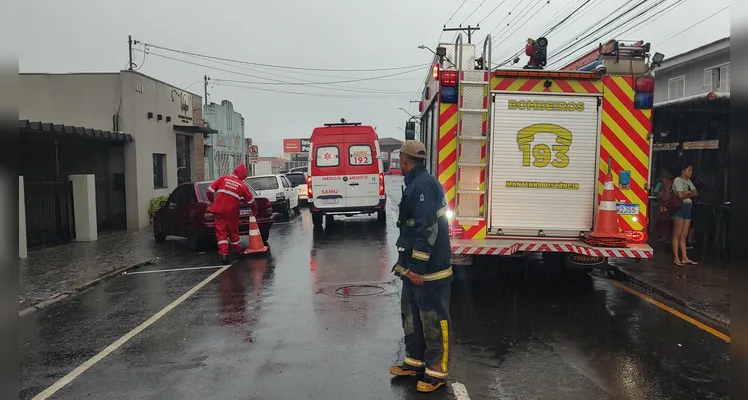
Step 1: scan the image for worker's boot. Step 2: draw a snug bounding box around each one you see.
[220,254,230,265]
[416,376,446,392]
[233,248,243,260]
[389,363,423,377]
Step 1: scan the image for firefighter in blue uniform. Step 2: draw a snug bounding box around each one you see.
[389,140,452,393]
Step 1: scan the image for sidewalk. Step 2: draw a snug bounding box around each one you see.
[19,227,186,314]
[610,242,730,328]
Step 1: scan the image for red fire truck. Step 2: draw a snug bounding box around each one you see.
[417,34,656,267]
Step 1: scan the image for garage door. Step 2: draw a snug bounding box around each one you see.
[489,92,600,237]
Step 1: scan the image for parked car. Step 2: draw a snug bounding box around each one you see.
[288,166,308,174]
[153,181,274,251]
[285,172,309,204]
[245,174,300,219]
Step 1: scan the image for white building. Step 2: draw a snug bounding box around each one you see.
[19,70,216,238]
[203,100,245,180]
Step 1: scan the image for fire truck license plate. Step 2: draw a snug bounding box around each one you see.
[616,203,640,215]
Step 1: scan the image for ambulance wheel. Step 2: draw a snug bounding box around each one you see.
[325,214,334,226]
[312,212,323,227]
[377,210,386,225]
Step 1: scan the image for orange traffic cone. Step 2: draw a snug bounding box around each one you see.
[243,215,268,255]
[584,158,628,248]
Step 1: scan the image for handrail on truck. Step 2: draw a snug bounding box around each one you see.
[482,35,491,72]
[454,33,463,213]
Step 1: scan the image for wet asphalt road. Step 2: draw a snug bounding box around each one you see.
[19,176,729,400]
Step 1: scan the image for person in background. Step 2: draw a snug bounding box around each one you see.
[654,168,674,242]
[671,163,698,266]
[206,164,256,265]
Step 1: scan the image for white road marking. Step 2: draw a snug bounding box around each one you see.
[31,265,231,400]
[125,265,226,275]
[452,382,471,400]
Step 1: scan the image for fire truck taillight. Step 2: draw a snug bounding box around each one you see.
[440,70,458,87]
[634,77,655,109]
[432,64,440,80]
[449,224,464,238]
[439,70,459,104]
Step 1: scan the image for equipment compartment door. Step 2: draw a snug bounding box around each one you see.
[489,92,600,237]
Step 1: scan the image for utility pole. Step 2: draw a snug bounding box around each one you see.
[204,75,210,105]
[442,25,480,44]
[128,35,133,70]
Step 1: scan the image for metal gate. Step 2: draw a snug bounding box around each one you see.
[24,181,74,249]
[95,176,127,231]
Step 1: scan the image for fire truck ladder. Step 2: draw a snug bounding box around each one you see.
[454,34,491,224]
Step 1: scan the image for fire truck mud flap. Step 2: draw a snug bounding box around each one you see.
[452,254,473,266]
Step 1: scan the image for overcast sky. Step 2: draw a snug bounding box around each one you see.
[20,0,730,157]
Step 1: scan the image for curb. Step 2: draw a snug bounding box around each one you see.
[610,265,730,332]
[19,257,160,317]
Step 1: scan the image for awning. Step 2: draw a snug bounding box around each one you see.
[173,124,218,134]
[19,120,133,142]
[654,92,729,111]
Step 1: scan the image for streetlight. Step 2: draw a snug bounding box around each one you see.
[418,45,454,67]
[398,107,416,118]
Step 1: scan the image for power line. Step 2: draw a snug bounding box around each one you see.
[477,0,508,24]
[215,82,414,99]
[139,41,427,72]
[546,0,645,61]
[653,5,729,47]
[493,0,549,50]
[487,0,525,37]
[136,49,425,87]
[445,0,469,26]
[213,78,414,95]
[493,0,545,44]
[461,0,488,25]
[548,0,668,67]
[493,0,596,67]
[616,0,688,38]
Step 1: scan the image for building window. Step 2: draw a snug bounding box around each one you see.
[668,76,685,100]
[705,63,730,92]
[153,153,167,188]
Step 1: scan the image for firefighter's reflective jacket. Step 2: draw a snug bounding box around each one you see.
[394,164,452,284]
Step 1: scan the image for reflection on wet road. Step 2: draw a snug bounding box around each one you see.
[19,176,728,399]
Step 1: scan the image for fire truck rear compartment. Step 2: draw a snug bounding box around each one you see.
[488,92,601,238]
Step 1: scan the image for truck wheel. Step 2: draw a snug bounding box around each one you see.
[377,210,386,225]
[312,212,323,227]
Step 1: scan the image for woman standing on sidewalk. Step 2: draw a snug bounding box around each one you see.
[672,163,698,266]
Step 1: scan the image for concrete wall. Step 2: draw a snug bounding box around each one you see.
[654,48,730,104]
[119,71,203,228]
[203,100,245,180]
[19,73,121,131]
[19,72,206,230]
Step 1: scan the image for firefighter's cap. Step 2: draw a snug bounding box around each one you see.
[400,140,427,159]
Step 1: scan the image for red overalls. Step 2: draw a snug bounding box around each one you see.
[206,164,256,256]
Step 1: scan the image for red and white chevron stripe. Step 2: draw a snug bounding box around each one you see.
[451,240,653,259]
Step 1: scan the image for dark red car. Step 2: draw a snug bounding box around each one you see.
[153,181,274,251]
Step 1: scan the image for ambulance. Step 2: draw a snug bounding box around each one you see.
[417,34,656,268]
[307,121,387,227]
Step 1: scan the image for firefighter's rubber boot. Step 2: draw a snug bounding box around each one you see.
[389,363,423,377]
[220,255,231,265]
[416,376,446,393]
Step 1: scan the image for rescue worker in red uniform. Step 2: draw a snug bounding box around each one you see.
[206,164,256,264]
